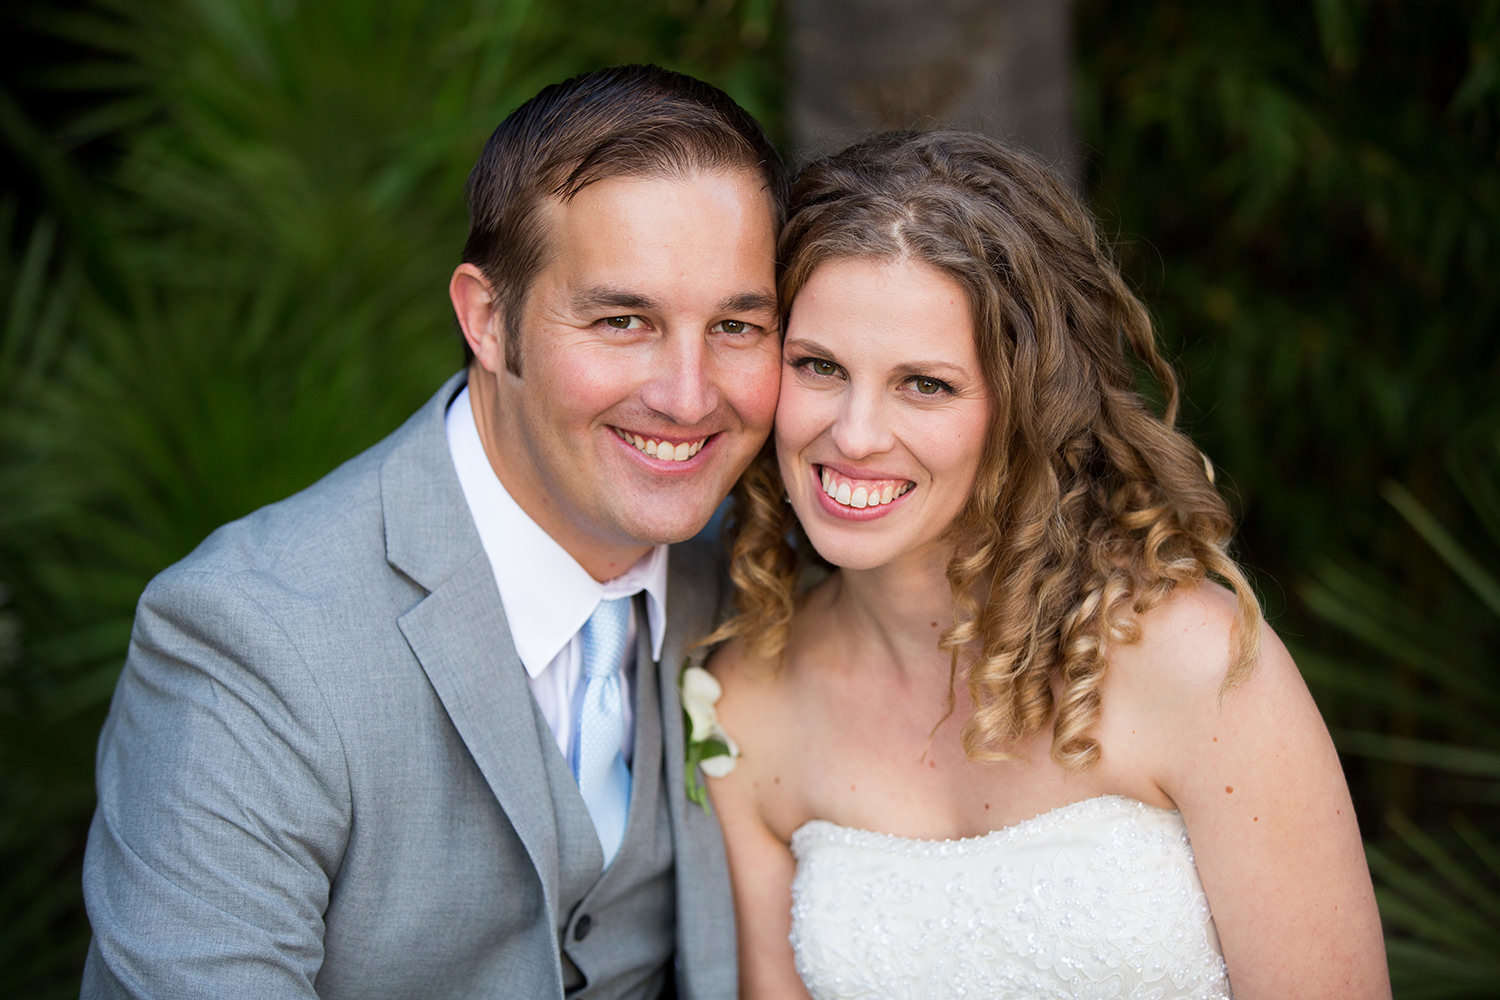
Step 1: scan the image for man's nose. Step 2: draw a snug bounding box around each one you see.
[640,334,717,425]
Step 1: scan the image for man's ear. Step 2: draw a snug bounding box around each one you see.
[449,263,506,374]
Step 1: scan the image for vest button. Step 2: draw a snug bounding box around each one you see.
[574,914,592,941]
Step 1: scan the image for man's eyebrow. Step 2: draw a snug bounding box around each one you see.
[719,291,778,315]
[570,288,778,316]
[571,287,660,313]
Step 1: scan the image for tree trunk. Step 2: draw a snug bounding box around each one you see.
[788,0,1077,183]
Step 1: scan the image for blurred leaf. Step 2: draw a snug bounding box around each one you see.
[1382,480,1500,620]
[1335,731,1500,783]
[1369,811,1500,992]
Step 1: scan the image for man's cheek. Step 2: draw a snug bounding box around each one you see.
[737,349,784,433]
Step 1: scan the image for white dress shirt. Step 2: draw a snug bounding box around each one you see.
[445,384,668,763]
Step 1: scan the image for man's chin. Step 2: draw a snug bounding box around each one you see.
[619,505,724,547]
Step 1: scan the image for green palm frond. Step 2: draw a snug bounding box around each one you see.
[1298,444,1500,997]
[1372,812,1500,997]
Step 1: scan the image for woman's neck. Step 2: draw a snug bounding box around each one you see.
[819,546,965,683]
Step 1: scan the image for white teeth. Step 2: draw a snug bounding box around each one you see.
[818,465,914,509]
[615,428,707,463]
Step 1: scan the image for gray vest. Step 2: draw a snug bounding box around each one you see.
[544,623,676,999]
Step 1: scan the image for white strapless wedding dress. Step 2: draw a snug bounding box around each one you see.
[789,795,1233,999]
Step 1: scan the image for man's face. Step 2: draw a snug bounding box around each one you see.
[462,168,781,580]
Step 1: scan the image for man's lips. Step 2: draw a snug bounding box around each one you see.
[612,427,710,463]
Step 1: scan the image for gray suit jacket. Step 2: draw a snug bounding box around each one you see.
[80,373,737,999]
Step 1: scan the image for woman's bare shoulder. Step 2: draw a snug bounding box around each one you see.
[1105,590,1387,997]
[706,632,783,698]
[1108,579,1247,697]
[1102,579,1322,792]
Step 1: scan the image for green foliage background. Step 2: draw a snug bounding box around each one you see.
[1,0,1495,995]
[1079,4,1500,992]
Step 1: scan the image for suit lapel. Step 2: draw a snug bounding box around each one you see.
[659,541,738,998]
[398,558,562,920]
[381,373,562,925]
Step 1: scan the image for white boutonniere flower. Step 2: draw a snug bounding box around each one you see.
[680,662,740,811]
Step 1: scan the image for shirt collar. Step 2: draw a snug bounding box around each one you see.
[444,383,669,678]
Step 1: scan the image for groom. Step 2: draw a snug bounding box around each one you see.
[80,65,785,999]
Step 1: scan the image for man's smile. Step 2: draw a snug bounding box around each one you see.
[612,427,711,463]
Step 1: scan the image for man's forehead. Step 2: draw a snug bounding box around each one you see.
[549,165,777,219]
[535,169,777,266]
[515,167,779,326]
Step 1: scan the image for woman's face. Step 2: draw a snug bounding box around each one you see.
[776,257,992,573]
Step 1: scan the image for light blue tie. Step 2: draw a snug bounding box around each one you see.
[573,595,633,866]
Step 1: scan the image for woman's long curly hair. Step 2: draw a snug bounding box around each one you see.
[713,130,1262,770]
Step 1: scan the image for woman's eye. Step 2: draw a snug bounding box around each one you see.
[810,359,839,376]
[913,377,945,395]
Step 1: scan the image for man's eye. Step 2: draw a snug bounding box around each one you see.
[716,319,748,334]
[603,315,642,329]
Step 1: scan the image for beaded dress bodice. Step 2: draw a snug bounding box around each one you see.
[788,795,1233,999]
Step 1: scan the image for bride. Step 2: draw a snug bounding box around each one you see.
[704,130,1389,998]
